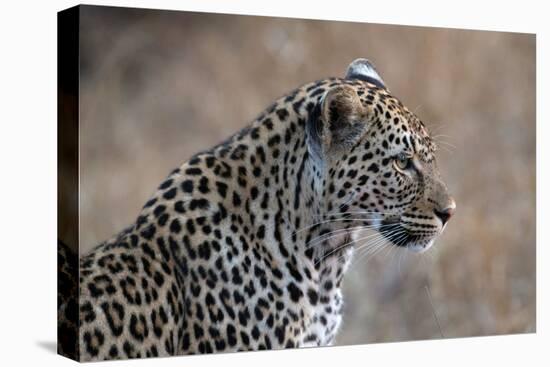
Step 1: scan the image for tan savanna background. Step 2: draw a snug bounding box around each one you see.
[74,5,536,345]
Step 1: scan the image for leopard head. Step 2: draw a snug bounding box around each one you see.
[309,58,456,252]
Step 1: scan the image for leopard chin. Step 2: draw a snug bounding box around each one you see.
[407,238,435,253]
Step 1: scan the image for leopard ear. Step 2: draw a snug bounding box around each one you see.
[345,58,386,89]
[319,85,370,152]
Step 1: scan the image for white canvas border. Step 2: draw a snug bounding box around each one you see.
[0,0,545,366]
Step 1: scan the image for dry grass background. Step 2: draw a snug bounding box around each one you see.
[75,5,535,345]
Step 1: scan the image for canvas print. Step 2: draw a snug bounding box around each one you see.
[57,5,536,361]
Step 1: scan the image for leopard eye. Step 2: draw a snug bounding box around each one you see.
[394,153,412,171]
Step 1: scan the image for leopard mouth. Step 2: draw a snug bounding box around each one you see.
[379,218,435,252]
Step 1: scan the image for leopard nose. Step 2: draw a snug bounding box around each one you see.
[434,199,456,225]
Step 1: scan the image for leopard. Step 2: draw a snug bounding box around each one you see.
[64,58,456,361]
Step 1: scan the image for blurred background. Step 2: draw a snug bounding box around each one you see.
[75,5,535,345]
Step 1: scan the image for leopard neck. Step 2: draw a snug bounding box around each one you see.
[209,79,353,277]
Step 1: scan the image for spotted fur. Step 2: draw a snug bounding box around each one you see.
[72,59,455,361]
[58,240,79,359]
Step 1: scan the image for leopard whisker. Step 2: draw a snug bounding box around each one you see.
[432,139,456,150]
[312,211,396,218]
[313,229,394,266]
[279,217,398,243]
[396,234,409,279]
[335,233,389,269]
[355,229,400,263]
[431,134,454,140]
[314,226,403,266]
[305,223,400,250]
[350,228,405,267]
